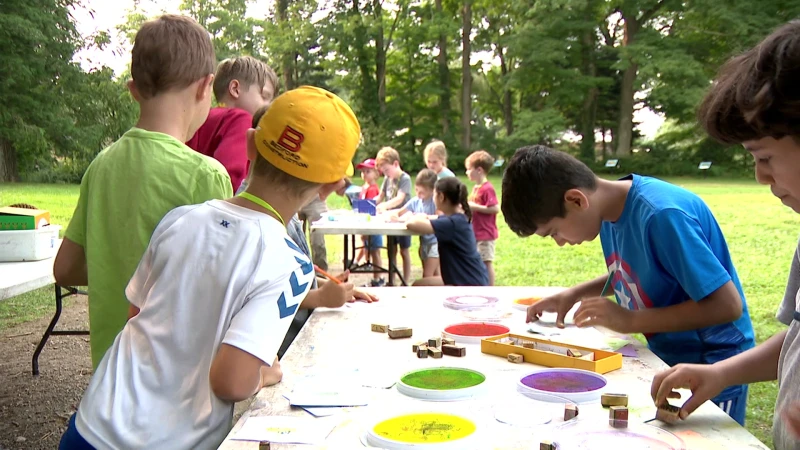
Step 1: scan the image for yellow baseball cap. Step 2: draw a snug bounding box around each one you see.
[255,86,359,184]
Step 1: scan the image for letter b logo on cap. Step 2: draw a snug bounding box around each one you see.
[277,126,304,152]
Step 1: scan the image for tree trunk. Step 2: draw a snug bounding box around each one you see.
[616,12,640,157]
[0,138,18,182]
[579,28,598,161]
[374,0,387,117]
[435,0,450,136]
[498,46,513,136]
[352,0,377,124]
[460,0,472,151]
[601,127,608,157]
[277,0,295,90]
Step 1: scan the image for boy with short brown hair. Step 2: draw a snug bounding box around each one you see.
[376,146,412,283]
[465,150,499,285]
[187,55,278,192]
[53,14,232,369]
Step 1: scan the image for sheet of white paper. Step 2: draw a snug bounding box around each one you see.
[284,390,369,407]
[232,416,337,444]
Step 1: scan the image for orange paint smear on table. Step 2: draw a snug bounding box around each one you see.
[513,297,541,306]
[673,430,728,450]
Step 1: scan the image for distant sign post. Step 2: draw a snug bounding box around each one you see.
[605,159,620,172]
[698,161,712,178]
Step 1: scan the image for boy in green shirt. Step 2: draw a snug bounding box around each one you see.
[53,14,232,368]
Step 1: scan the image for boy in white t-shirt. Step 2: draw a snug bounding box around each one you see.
[58,86,361,450]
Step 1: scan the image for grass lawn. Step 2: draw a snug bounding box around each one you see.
[2,176,797,447]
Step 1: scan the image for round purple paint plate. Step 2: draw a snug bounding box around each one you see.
[517,368,607,403]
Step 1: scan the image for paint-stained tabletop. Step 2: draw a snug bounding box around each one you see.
[219,286,770,450]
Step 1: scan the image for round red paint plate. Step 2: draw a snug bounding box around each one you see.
[442,322,510,344]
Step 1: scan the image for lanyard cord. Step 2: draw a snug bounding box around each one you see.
[238,192,286,227]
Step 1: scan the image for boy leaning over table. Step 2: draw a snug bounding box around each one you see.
[58,86,361,450]
[650,20,800,450]
[501,143,756,426]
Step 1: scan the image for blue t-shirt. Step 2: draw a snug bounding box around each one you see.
[430,214,488,286]
[600,174,755,367]
[405,196,437,246]
[437,167,455,179]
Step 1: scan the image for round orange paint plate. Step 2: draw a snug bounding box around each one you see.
[512,297,541,311]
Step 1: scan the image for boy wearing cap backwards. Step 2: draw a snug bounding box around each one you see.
[651,21,800,447]
[355,158,385,285]
[53,15,232,370]
[187,56,278,193]
[58,86,361,450]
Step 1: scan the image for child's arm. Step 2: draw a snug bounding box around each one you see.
[574,281,742,333]
[576,209,744,334]
[210,344,277,401]
[469,184,499,215]
[378,191,408,211]
[53,238,88,286]
[406,216,434,235]
[651,329,785,419]
[469,203,500,215]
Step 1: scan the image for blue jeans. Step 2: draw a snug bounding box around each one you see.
[59,413,95,450]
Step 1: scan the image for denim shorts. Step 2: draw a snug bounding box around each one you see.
[420,241,439,259]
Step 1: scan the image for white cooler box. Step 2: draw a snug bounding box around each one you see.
[0,225,61,262]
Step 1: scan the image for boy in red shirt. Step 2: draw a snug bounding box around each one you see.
[354,158,384,285]
[466,150,499,285]
[186,56,278,192]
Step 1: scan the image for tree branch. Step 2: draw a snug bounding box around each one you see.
[383,0,406,53]
[639,0,669,23]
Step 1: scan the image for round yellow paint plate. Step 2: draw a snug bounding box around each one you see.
[366,412,477,449]
[512,297,541,311]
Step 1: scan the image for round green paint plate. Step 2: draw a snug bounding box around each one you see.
[396,367,487,401]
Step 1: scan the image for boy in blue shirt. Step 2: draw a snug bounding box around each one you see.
[501,145,756,425]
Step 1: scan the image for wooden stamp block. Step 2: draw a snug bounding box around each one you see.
[388,327,413,339]
[259,442,271,450]
[441,337,455,346]
[417,347,429,358]
[601,393,628,407]
[371,324,388,333]
[522,342,536,349]
[655,403,681,424]
[564,403,578,421]
[507,353,524,363]
[567,349,582,358]
[412,342,427,352]
[428,337,442,348]
[441,344,466,357]
[428,347,443,358]
[539,440,557,450]
[609,406,628,428]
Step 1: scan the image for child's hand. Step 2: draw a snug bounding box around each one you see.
[351,288,379,303]
[334,270,350,283]
[260,358,283,388]
[376,203,387,213]
[573,297,633,333]
[318,280,355,308]
[527,290,579,327]
[650,363,727,420]
[781,402,800,439]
